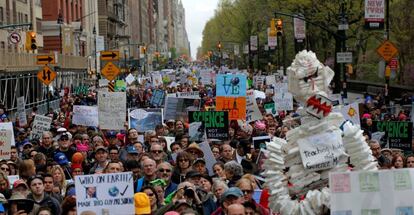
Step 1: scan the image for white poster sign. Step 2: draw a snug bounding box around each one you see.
[199,142,217,176]
[16,96,27,126]
[294,16,306,40]
[98,79,109,87]
[330,169,414,215]
[151,74,163,87]
[125,74,135,85]
[274,93,293,111]
[31,115,52,140]
[298,130,346,171]
[96,36,105,52]
[234,44,239,56]
[250,35,258,51]
[273,82,288,94]
[246,90,263,122]
[0,122,15,146]
[98,92,126,130]
[265,75,276,86]
[73,105,99,127]
[0,128,12,160]
[75,172,134,215]
[253,76,265,88]
[338,102,361,125]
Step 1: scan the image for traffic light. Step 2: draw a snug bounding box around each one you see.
[140,46,147,55]
[217,42,222,51]
[26,31,37,51]
[276,19,283,36]
[269,19,277,37]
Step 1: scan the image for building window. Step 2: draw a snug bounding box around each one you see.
[0,7,3,25]
[24,14,28,23]
[0,42,5,50]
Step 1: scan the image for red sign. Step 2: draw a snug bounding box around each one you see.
[389,58,398,70]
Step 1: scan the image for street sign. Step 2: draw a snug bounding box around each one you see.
[37,65,56,85]
[8,32,21,44]
[389,58,398,70]
[36,55,55,65]
[101,62,120,81]
[337,52,353,63]
[376,40,398,62]
[100,51,119,61]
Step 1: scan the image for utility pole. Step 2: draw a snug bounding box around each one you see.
[384,0,390,105]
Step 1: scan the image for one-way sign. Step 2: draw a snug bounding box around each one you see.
[36,55,55,65]
[100,51,120,61]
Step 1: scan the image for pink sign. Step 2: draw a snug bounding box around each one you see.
[331,173,351,193]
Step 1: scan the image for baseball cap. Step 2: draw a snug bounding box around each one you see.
[193,158,206,165]
[221,187,243,202]
[95,146,108,153]
[185,170,202,179]
[13,179,28,190]
[134,192,151,215]
[54,152,69,166]
[127,146,139,154]
[58,132,72,140]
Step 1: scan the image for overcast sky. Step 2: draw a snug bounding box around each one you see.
[182,0,219,60]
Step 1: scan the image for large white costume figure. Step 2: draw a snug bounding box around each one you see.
[264,50,378,214]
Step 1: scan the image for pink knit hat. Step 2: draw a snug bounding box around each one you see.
[254,121,266,130]
[76,143,89,152]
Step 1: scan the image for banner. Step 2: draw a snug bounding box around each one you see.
[0,122,15,146]
[0,128,12,160]
[150,90,165,107]
[373,121,413,151]
[72,106,99,127]
[164,97,199,121]
[330,169,414,215]
[364,0,385,29]
[31,115,52,140]
[75,172,134,215]
[246,90,262,122]
[215,97,246,120]
[98,92,126,130]
[166,91,200,99]
[216,74,247,97]
[274,93,293,111]
[129,108,163,131]
[189,111,229,141]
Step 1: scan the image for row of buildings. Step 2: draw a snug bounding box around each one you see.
[0,0,191,71]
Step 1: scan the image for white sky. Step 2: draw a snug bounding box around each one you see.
[182,0,219,60]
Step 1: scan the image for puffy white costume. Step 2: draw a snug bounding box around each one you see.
[263,51,378,214]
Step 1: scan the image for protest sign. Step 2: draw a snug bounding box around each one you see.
[253,76,265,88]
[167,91,200,99]
[336,102,361,125]
[298,130,346,171]
[199,142,217,176]
[150,90,165,107]
[246,90,262,122]
[129,108,163,131]
[72,105,99,127]
[31,115,52,140]
[265,75,276,86]
[252,136,271,150]
[273,82,288,95]
[7,175,19,189]
[189,111,229,141]
[264,102,277,116]
[99,79,109,87]
[98,92,126,130]
[125,74,135,85]
[151,73,163,87]
[373,121,413,151]
[215,97,247,120]
[160,136,175,152]
[200,71,213,85]
[164,97,199,120]
[0,122,15,146]
[216,74,247,97]
[330,169,414,215]
[329,93,343,106]
[0,128,12,160]
[115,80,126,92]
[16,96,27,126]
[274,92,293,111]
[75,172,134,215]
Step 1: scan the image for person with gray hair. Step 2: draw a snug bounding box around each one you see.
[212,179,229,204]
[37,131,55,158]
[224,161,243,187]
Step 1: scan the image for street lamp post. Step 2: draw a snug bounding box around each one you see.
[57,12,64,54]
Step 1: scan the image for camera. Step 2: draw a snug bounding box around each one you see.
[184,186,195,198]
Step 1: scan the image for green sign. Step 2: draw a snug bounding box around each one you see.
[374,121,413,151]
[115,80,126,92]
[189,111,229,141]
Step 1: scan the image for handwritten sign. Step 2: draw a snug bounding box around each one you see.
[264,102,277,116]
[216,74,247,97]
[75,172,134,215]
[129,108,163,131]
[150,90,165,107]
[31,115,52,140]
[72,106,99,127]
[0,129,12,160]
[0,122,15,146]
[246,90,262,122]
[274,92,293,111]
[189,111,229,141]
[253,76,265,88]
[215,97,247,120]
[151,73,163,87]
[273,82,288,94]
[16,96,27,126]
[298,130,346,171]
[98,92,126,130]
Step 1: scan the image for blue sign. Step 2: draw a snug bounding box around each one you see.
[150,90,165,107]
[216,74,247,97]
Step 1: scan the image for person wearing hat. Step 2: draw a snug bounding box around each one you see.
[89,146,109,174]
[21,141,34,159]
[27,175,61,215]
[192,158,208,175]
[185,143,204,159]
[8,192,35,214]
[13,179,29,196]
[55,132,76,162]
[126,145,140,161]
[135,192,151,215]
[211,187,245,215]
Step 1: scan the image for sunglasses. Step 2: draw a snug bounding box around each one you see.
[60,137,69,141]
[151,150,163,154]
[0,167,9,171]
[158,168,171,173]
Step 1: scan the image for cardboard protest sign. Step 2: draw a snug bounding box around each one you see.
[164,97,199,120]
[273,82,288,94]
[253,76,265,88]
[335,102,361,126]
[215,97,247,120]
[125,74,135,85]
[0,128,12,160]
[264,102,277,116]
[330,169,414,215]
[216,74,247,97]
[274,92,293,111]
[75,172,134,215]
[150,90,165,107]
[298,130,346,171]
[16,96,27,126]
[199,142,217,176]
[200,71,213,85]
[151,73,163,87]
[252,136,271,150]
[189,111,229,141]
[246,90,262,122]
[373,121,413,151]
[265,75,276,86]
[98,92,126,130]
[30,115,52,140]
[72,105,99,127]
[0,122,15,146]
[129,108,163,131]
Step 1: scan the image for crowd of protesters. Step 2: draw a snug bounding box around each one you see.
[0,66,412,215]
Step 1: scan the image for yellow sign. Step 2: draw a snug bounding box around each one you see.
[36,55,55,65]
[100,51,120,61]
[101,62,120,81]
[376,40,398,62]
[37,65,56,85]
